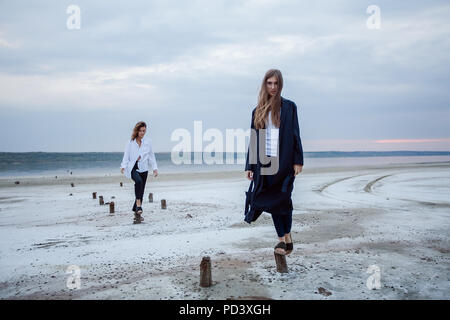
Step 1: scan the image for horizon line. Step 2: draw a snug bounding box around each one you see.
[1,150,450,154]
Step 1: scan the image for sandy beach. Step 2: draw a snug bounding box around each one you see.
[0,161,449,300]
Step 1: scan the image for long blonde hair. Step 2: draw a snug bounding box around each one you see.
[253,69,283,130]
[131,121,147,140]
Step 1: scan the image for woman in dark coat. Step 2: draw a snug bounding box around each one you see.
[244,69,304,255]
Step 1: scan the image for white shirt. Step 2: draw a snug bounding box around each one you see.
[265,110,279,157]
[120,137,158,178]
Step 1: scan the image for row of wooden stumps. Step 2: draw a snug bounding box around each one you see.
[90,182,167,215]
[92,192,115,213]
[199,252,287,288]
[147,192,167,209]
[72,182,167,210]
[147,192,166,208]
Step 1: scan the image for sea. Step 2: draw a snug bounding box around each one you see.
[1,151,450,178]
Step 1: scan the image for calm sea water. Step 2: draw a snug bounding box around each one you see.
[1,151,450,177]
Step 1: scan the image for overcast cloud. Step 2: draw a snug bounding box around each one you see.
[0,0,449,152]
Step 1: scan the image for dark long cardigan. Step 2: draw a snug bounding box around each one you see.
[244,96,304,223]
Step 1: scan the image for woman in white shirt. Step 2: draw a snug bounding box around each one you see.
[120,121,158,223]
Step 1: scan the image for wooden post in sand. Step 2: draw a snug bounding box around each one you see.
[161,199,166,209]
[149,193,153,203]
[71,183,74,187]
[109,202,115,214]
[99,196,104,205]
[92,192,97,199]
[120,182,123,187]
[274,253,288,273]
[200,256,212,287]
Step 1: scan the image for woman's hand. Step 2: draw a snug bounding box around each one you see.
[153,169,158,177]
[293,164,303,176]
[245,170,253,181]
[120,168,124,174]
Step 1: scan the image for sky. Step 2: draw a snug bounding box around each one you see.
[0,0,449,152]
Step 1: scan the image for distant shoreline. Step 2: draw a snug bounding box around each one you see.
[1,150,450,155]
[1,160,449,188]
[2,151,450,179]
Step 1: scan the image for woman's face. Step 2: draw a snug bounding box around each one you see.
[138,126,146,139]
[266,76,278,97]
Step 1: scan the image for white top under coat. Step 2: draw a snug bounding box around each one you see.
[120,137,158,179]
[265,110,279,157]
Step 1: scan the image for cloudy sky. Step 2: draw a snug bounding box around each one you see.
[0,0,449,152]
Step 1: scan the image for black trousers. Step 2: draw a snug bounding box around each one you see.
[263,154,293,237]
[131,161,148,212]
[271,212,292,238]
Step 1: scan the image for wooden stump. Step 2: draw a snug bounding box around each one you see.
[99,196,104,205]
[200,256,212,287]
[92,192,97,199]
[71,183,74,187]
[149,193,153,203]
[161,199,166,209]
[274,252,288,273]
[109,202,115,214]
[120,182,123,187]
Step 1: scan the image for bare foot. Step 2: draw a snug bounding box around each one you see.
[285,233,292,244]
[285,234,293,255]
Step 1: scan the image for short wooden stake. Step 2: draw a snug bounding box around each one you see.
[99,196,104,205]
[200,256,212,287]
[120,182,123,187]
[149,193,153,203]
[274,252,288,273]
[71,183,74,187]
[161,199,166,209]
[92,192,97,199]
[109,202,115,214]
